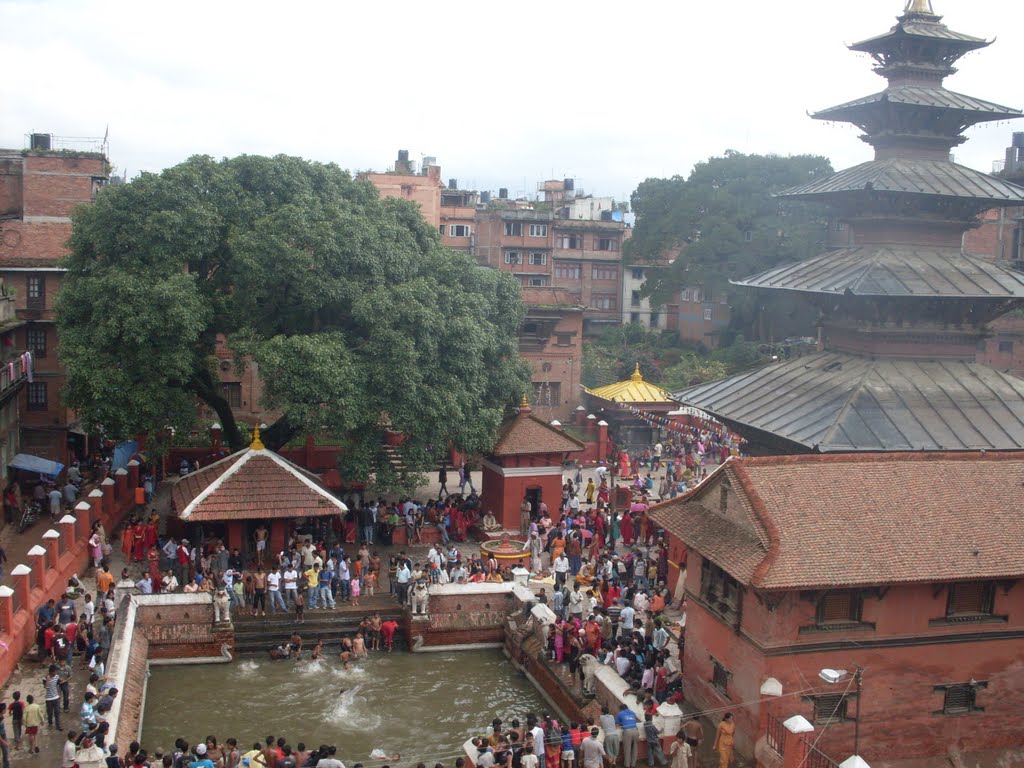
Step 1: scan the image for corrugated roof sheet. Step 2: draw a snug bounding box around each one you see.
[778,158,1024,203]
[650,452,1024,589]
[674,352,1024,452]
[734,246,1024,298]
[851,19,989,51]
[813,86,1020,122]
[586,364,675,404]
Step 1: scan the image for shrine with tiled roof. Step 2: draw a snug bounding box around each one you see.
[171,427,348,555]
[677,0,1024,453]
[479,396,583,533]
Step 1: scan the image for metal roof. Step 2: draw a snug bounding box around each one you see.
[813,86,1021,123]
[778,158,1024,204]
[674,352,1024,452]
[586,364,675,404]
[850,20,989,51]
[734,246,1024,298]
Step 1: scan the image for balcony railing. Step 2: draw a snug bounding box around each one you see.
[765,714,787,756]
[0,352,27,398]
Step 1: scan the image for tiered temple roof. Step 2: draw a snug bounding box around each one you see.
[677,1,1024,452]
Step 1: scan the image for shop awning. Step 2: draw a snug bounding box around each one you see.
[9,453,65,478]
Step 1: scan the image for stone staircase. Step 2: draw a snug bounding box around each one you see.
[230,600,405,654]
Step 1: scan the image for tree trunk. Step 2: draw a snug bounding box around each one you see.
[189,369,244,451]
[262,415,301,452]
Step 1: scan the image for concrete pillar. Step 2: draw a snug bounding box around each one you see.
[42,529,61,570]
[574,406,587,426]
[782,715,814,768]
[101,477,116,520]
[27,545,47,594]
[127,459,140,490]
[597,420,610,461]
[10,564,31,615]
[0,585,14,634]
[88,489,104,523]
[114,468,128,502]
[60,514,78,549]
[75,502,92,540]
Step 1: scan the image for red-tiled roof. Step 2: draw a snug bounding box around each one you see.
[172,448,346,522]
[491,410,585,457]
[650,452,1024,589]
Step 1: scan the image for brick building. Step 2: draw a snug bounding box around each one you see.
[362,150,444,229]
[519,287,584,422]
[651,452,1024,767]
[0,136,109,465]
[439,182,478,253]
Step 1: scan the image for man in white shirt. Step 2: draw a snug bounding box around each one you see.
[283,566,299,607]
[580,728,607,768]
[315,745,346,768]
[553,553,570,588]
[619,604,636,638]
[267,569,286,613]
[568,584,584,620]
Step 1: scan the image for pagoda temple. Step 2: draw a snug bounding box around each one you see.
[677,0,1024,453]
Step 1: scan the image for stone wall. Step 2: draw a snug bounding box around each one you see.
[104,593,233,752]
[405,583,527,649]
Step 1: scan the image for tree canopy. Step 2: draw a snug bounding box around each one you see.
[57,154,530,491]
[625,151,834,341]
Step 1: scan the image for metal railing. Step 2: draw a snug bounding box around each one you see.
[802,740,840,768]
[766,714,787,756]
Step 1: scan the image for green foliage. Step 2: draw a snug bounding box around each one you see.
[660,354,729,391]
[57,154,530,490]
[625,151,833,337]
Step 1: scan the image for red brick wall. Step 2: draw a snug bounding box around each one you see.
[21,154,105,219]
[680,550,1024,763]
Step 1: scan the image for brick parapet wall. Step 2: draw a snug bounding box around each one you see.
[0,470,144,687]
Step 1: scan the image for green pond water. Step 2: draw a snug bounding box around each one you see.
[141,650,548,765]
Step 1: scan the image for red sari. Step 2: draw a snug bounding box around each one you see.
[121,525,134,560]
[620,514,634,546]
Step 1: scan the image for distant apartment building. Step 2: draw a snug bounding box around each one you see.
[439,182,478,254]
[965,132,1024,376]
[519,287,584,422]
[0,134,109,465]
[361,150,444,229]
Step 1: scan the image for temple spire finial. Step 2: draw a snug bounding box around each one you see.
[631,362,643,382]
[904,0,935,15]
[250,424,265,451]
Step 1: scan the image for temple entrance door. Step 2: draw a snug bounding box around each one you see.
[525,485,542,516]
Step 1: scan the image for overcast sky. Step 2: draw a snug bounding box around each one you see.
[2,0,1022,202]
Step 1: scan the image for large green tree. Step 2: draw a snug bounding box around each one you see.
[57,154,529,490]
[626,151,833,341]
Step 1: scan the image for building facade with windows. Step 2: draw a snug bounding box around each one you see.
[0,142,109,465]
[519,288,584,422]
[650,452,1024,767]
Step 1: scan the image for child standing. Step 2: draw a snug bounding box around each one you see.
[9,691,23,750]
[294,590,305,624]
[350,574,361,607]
[365,568,378,597]
[23,694,43,753]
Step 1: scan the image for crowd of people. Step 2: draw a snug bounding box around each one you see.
[0,433,748,768]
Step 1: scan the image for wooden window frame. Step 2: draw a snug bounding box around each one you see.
[27,328,47,358]
[27,382,47,411]
[933,681,986,716]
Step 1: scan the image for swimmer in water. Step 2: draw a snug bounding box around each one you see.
[311,639,323,660]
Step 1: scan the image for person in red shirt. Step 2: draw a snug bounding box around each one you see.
[380,619,399,652]
[42,624,56,660]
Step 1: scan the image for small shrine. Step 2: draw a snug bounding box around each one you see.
[171,427,348,556]
[479,397,584,533]
[584,364,677,447]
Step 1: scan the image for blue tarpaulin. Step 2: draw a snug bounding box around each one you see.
[112,440,139,472]
[9,453,65,478]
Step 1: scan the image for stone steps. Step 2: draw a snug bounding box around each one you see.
[230,607,405,653]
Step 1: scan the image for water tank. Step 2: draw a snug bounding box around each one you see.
[448,178,458,190]
[564,178,574,191]
[480,191,491,204]
[30,133,52,150]
[1014,133,1024,150]
[499,188,508,199]
[398,149,409,162]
